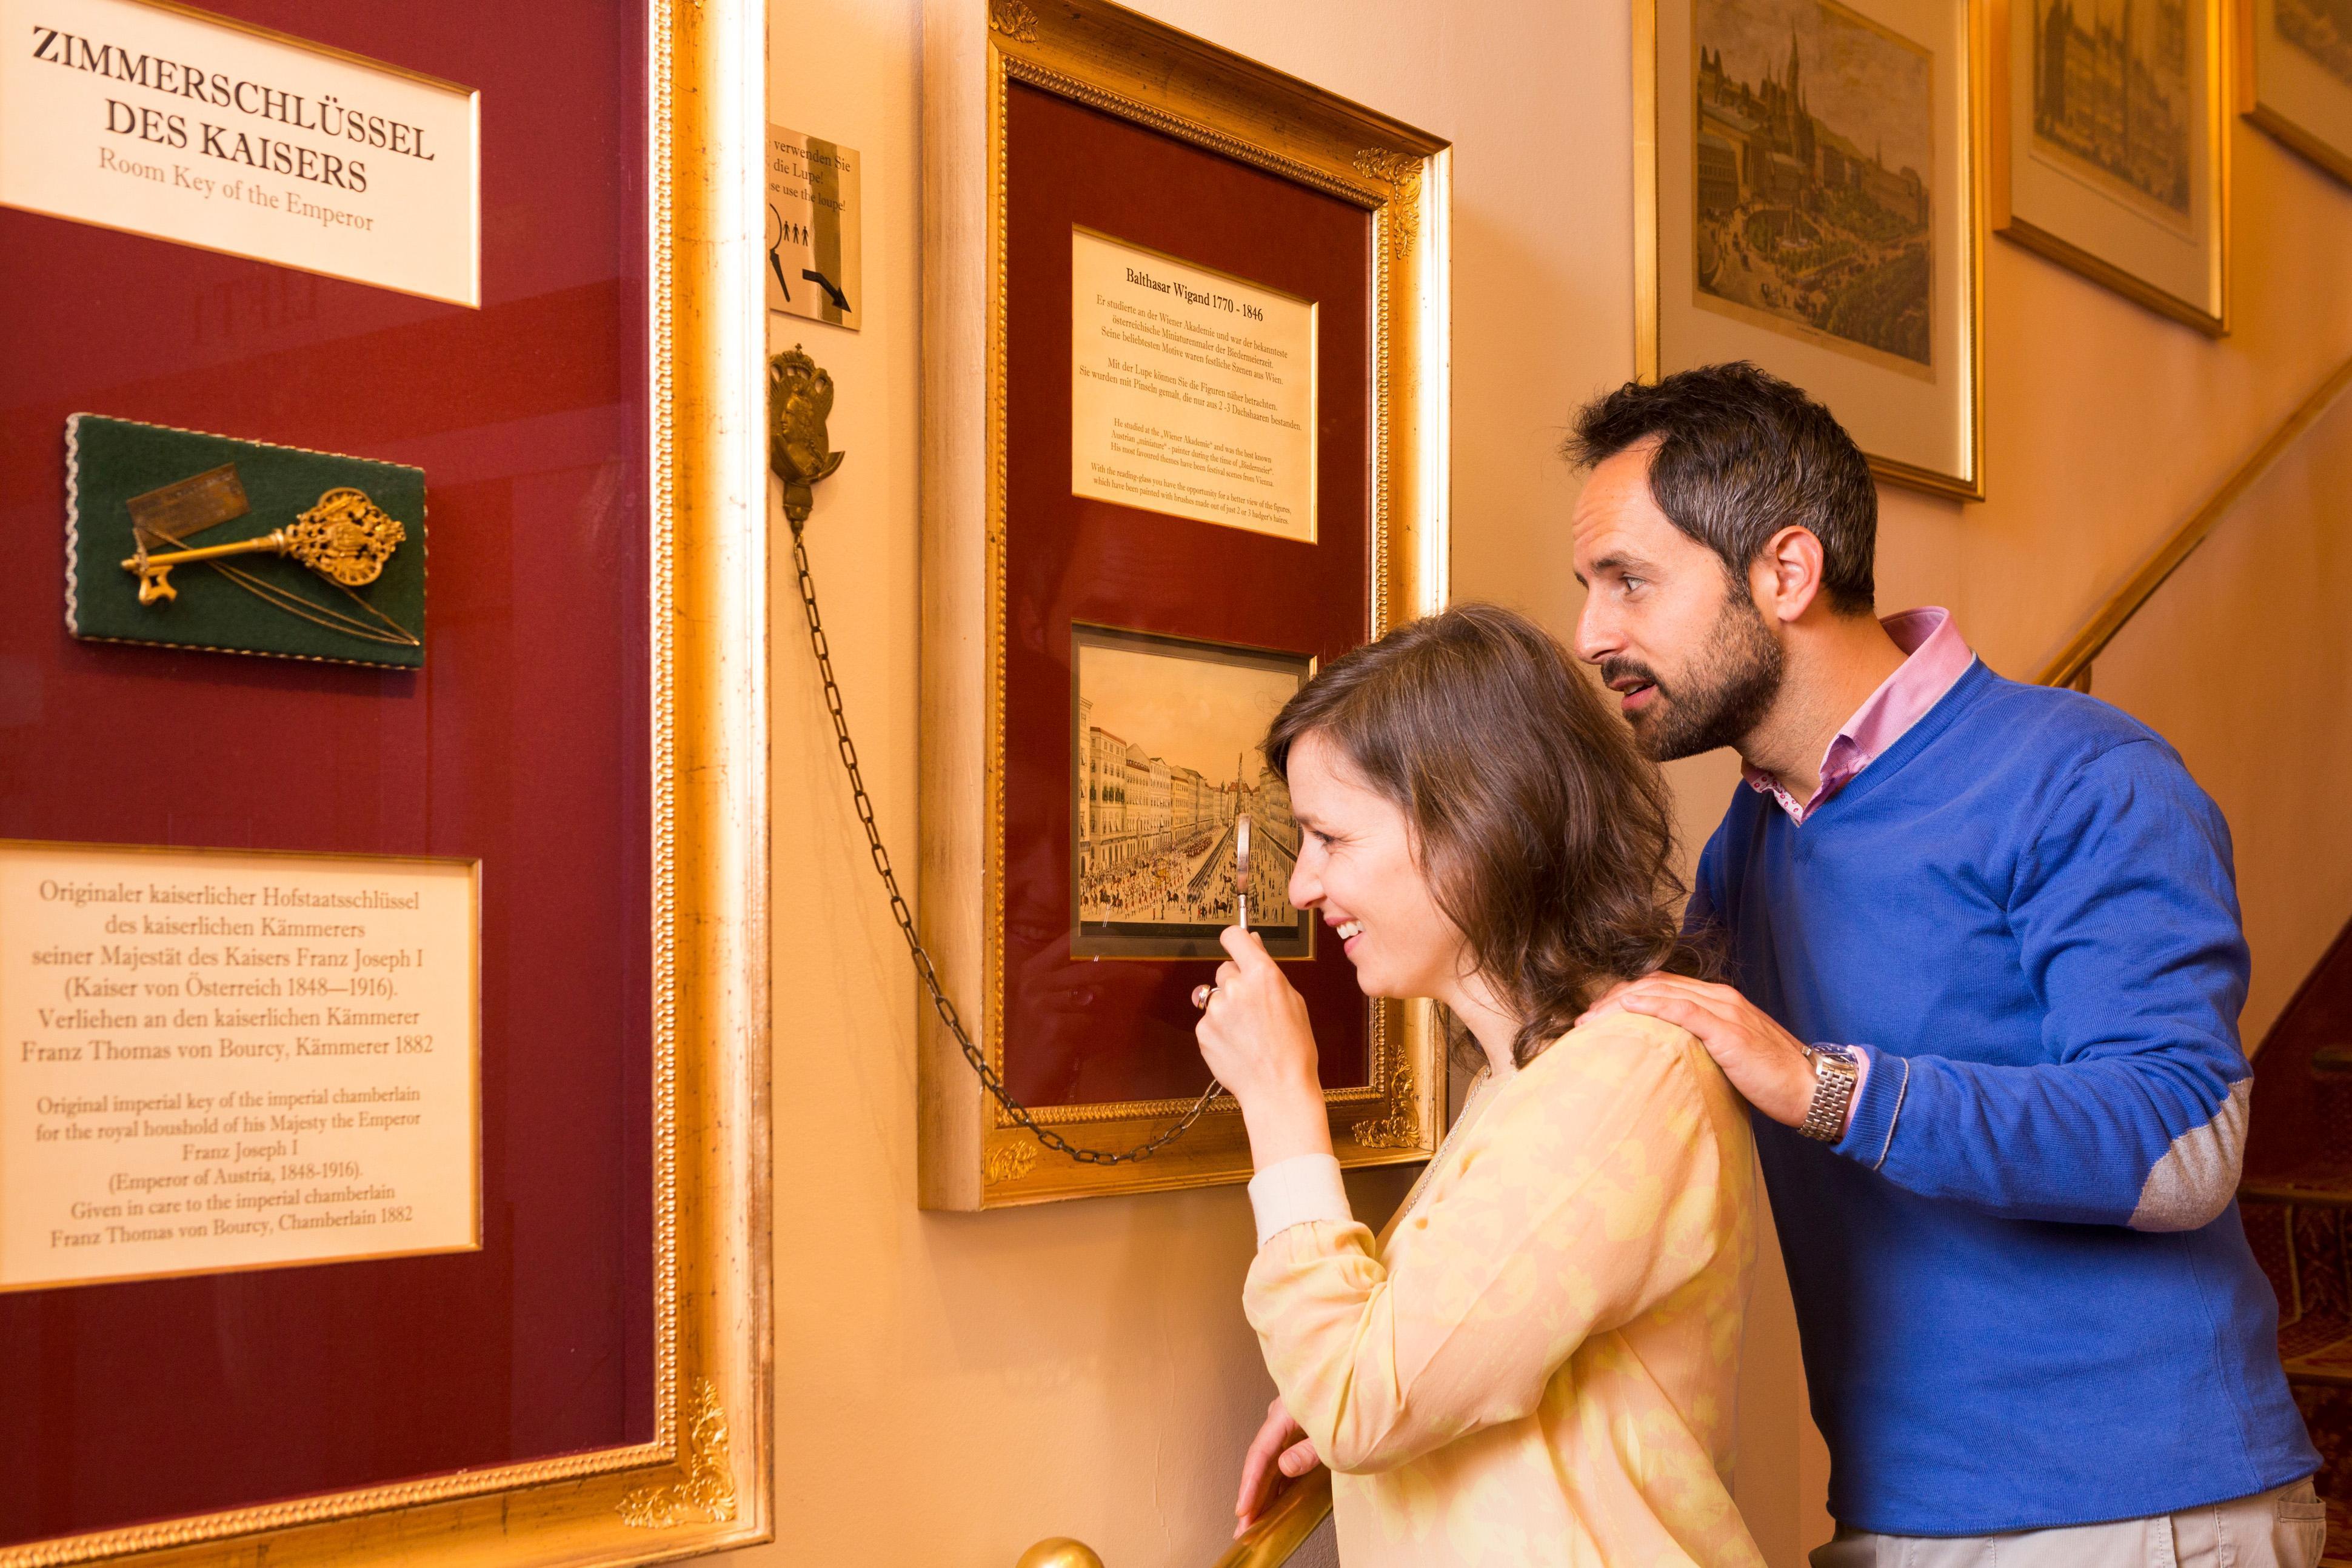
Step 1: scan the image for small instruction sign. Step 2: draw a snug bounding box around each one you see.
[765,123,860,331]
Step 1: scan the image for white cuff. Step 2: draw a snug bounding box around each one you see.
[1248,1153,1352,1247]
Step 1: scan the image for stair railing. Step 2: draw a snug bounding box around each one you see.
[2037,355,2352,692]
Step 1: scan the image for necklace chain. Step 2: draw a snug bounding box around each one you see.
[788,519,1220,1166]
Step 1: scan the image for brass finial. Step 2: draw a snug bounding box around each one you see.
[1014,1540,1105,1568]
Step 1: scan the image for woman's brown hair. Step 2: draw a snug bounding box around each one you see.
[1263,602,1709,1067]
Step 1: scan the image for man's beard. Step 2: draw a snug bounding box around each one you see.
[1603,593,1785,762]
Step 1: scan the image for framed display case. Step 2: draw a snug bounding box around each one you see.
[917,0,1451,1209]
[1636,0,1988,499]
[0,0,770,1562]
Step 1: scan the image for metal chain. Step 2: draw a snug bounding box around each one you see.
[788,521,1221,1164]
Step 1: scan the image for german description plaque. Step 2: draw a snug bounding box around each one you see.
[1069,226,1318,542]
[0,0,481,305]
[0,840,479,1291]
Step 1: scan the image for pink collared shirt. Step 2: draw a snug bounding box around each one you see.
[1744,607,1976,824]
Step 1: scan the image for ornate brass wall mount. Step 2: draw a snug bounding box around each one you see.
[767,345,845,528]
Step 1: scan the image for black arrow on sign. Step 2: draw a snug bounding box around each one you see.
[802,269,851,312]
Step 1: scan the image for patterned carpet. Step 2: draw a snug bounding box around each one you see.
[2243,1182,2352,1561]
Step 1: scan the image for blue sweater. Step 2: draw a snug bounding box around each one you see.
[1692,660,2316,1535]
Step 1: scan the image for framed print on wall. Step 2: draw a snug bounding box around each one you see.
[0,0,770,1563]
[2240,0,2352,185]
[917,0,1450,1209]
[1992,0,2230,334]
[1637,0,1988,499]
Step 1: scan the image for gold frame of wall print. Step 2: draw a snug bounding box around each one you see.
[1637,0,1989,499]
[917,0,1449,1209]
[0,1,773,1564]
[1993,0,2231,333]
[2240,0,2352,185]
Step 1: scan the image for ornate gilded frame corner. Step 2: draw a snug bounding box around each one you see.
[1631,0,1989,501]
[0,2,774,1563]
[917,0,1450,1210]
[1987,0,2231,336]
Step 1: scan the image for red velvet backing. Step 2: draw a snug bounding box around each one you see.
[1000,85,1375,1107]
[0,0,653,1544]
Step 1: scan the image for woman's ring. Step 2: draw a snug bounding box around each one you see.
[1191,983,1217,1010]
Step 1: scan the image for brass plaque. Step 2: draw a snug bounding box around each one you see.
[0,839,481,1292]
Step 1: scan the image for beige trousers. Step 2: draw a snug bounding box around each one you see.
[1809,1480,2328,1568]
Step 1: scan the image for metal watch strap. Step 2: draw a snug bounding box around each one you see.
[1797,1045,1859,1143]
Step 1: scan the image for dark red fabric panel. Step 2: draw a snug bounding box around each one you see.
[0,0,652,1545]
[1001,84,1375,1107]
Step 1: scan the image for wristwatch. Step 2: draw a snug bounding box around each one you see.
[1797,1044,1859,1143]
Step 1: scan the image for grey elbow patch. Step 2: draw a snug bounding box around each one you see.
[2130,1078,2251,1232]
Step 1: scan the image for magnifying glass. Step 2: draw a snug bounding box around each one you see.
[1235,814,1251,933]
[1192,815,1253,1012]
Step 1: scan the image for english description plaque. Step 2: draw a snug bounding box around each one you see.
[1069,226,1317,542]
[0,840,479,1292]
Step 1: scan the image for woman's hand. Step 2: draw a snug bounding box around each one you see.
[1234,1396,1321,1537]
[1196,926,1332,1168]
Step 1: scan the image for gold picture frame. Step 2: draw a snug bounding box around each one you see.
[0,1,773,1562]
[2239,0,2352,186]
[1991,0,2231,334]
[1635,0,1989,499]
[917,0,1450,1209]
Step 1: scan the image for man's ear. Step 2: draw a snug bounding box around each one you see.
[1749,525,1826,626]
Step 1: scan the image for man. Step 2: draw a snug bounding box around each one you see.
[1569,363,2324,1566]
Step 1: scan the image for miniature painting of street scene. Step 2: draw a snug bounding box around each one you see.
[1071,624,1312,959]
[1694,0,1937,378]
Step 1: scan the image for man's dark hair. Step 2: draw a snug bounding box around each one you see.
[1566,362,1879,616]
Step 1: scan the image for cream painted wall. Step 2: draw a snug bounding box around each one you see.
[750,2,2352,1564]
[2091,384,2352,1046]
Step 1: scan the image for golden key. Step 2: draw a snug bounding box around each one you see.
[122,487,406,606]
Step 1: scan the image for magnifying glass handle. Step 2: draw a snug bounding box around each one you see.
[1236,815,1251,931]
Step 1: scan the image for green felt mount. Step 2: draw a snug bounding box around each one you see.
[65,415,427,670]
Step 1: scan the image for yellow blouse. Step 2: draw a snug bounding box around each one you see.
[1242,1013,1763,1567]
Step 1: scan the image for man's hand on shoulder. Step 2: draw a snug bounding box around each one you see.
[1580,975,1858,1133]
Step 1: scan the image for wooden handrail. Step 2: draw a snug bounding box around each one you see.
[2038,354,2352,690]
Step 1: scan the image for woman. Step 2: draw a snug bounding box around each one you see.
[1194,604,1762,1567]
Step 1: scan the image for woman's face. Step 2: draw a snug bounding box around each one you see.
[1283,730,1469,1004]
